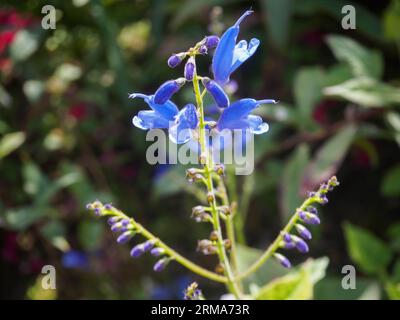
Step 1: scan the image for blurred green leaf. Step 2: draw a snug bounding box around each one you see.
[385,281,400,300]
[381,164,400,197]
[303,125,356,189]
[326,35,383,79]
[324,77,400,107]
[236,244,288,289]
[315,276,379,300]
[10,30,39,62]
[260,0,292,49]
[40,220,70,252]
[153,164,189,198]
[4,206,47,231]
[294,67,325,128]
[281,144,310,220]
[385,112,400,147]
[344,222,393,275]
[358,282,381,300]
[78,220,104,251]
[0,132,26,159]
[383,0,400,42]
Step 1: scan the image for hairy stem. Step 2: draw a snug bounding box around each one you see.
[192,65,242,298]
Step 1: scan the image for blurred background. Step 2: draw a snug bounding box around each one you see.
[0,0,399,300]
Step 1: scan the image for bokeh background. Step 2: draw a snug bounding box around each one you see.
[1,0,400,300]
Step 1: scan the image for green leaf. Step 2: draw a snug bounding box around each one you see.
[260,0,293,49]
[358,282,381,300]
[326,35,383,79]
[344,222,393,275]
[281,144,310,220]
[385,112,400,147]
[4,206,47,231]
[255,267,313,300]
[323,77,400,107]
[381,164,400,197]
[0,132,26,159]
[385,281,400,300]
[236,244,289,289]
[78,220,104,251]
[383,0,400,42]
[303,125,356,189]
[293,67,325,128]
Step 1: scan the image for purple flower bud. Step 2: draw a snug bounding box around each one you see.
[86,203,93,210]
[204,35,219,49]
[111,222,122,233]
[150,247,165,257]
[153,258,169,272]
[308,191,316,198]
[283,233,292,243]
[184,57,195,81]
[295,224,312,240]
[307,206,318,215]
[202,77,229,108]
[308,213,321,225]
[121,218,130,226]
[117,231,134,244]
[167,54,185,68]
[199,45,208,55]
[107,216,120,226]
[143,240,156,252]
[93,208,101,216]
[130,244,145,258]
[298,211,307,220]
[104,203,113,210]
[318,194,329,205]
[281,241,295,249]
[293,237,309,253]
[274,253,291,269]
[154,78,185,104]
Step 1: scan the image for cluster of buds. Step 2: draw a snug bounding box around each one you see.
[186,168,204,183]
[273,176,340,269]
[167,35,220,81]
[191,206,211,223]
[183,282,204,300]
[86,201,171,273]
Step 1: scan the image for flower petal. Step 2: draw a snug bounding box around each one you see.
[169,104,198,144]
[212,10,253,84]
[132,110,170,130]
[129,93,178,121]
[230,38,260,74]
[245,115,269,134]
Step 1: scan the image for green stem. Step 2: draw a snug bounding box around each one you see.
[110,208,227,283]
[192,67,242,298]
[236,197,315,281]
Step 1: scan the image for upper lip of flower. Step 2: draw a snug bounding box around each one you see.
[212,10,260,85]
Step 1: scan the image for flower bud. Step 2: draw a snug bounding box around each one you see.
[117,230,135,244]
[167,53,185,68]
[107,216,120,226]
[209,231,219,241]
[111,222,123,233]
[224,239,232,250]
[143,239,156,252]
[199,45,208,55]
[202,77,229,108]
[154,78,186,104]
[293,236,309,253]
[204,35,220,49]
[206,192,215,203]
[214,164,225,176]
[121,218,130,226]
[215,263,224,274]
[295,224,312,240]
[104,203,113,210]
[274,253,291,268]
[197,239,216,255]
[153,258,169,272]
[150,247,165,257]
[184,57,195,81]
[130,243,145,257]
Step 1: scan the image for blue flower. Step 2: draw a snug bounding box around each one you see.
[212,10,260,85]
[130,94,198,144]
[216,98,277,134]
[62,250,88,269]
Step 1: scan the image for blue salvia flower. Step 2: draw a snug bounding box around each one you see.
[184,57,195,81]
[130,94,198,144]
[204,35,220,49]
[216,98,277,134]
[212,10,260,85]
[202,77,229,108]
[167,53,186,68]
[153,78,186,104]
